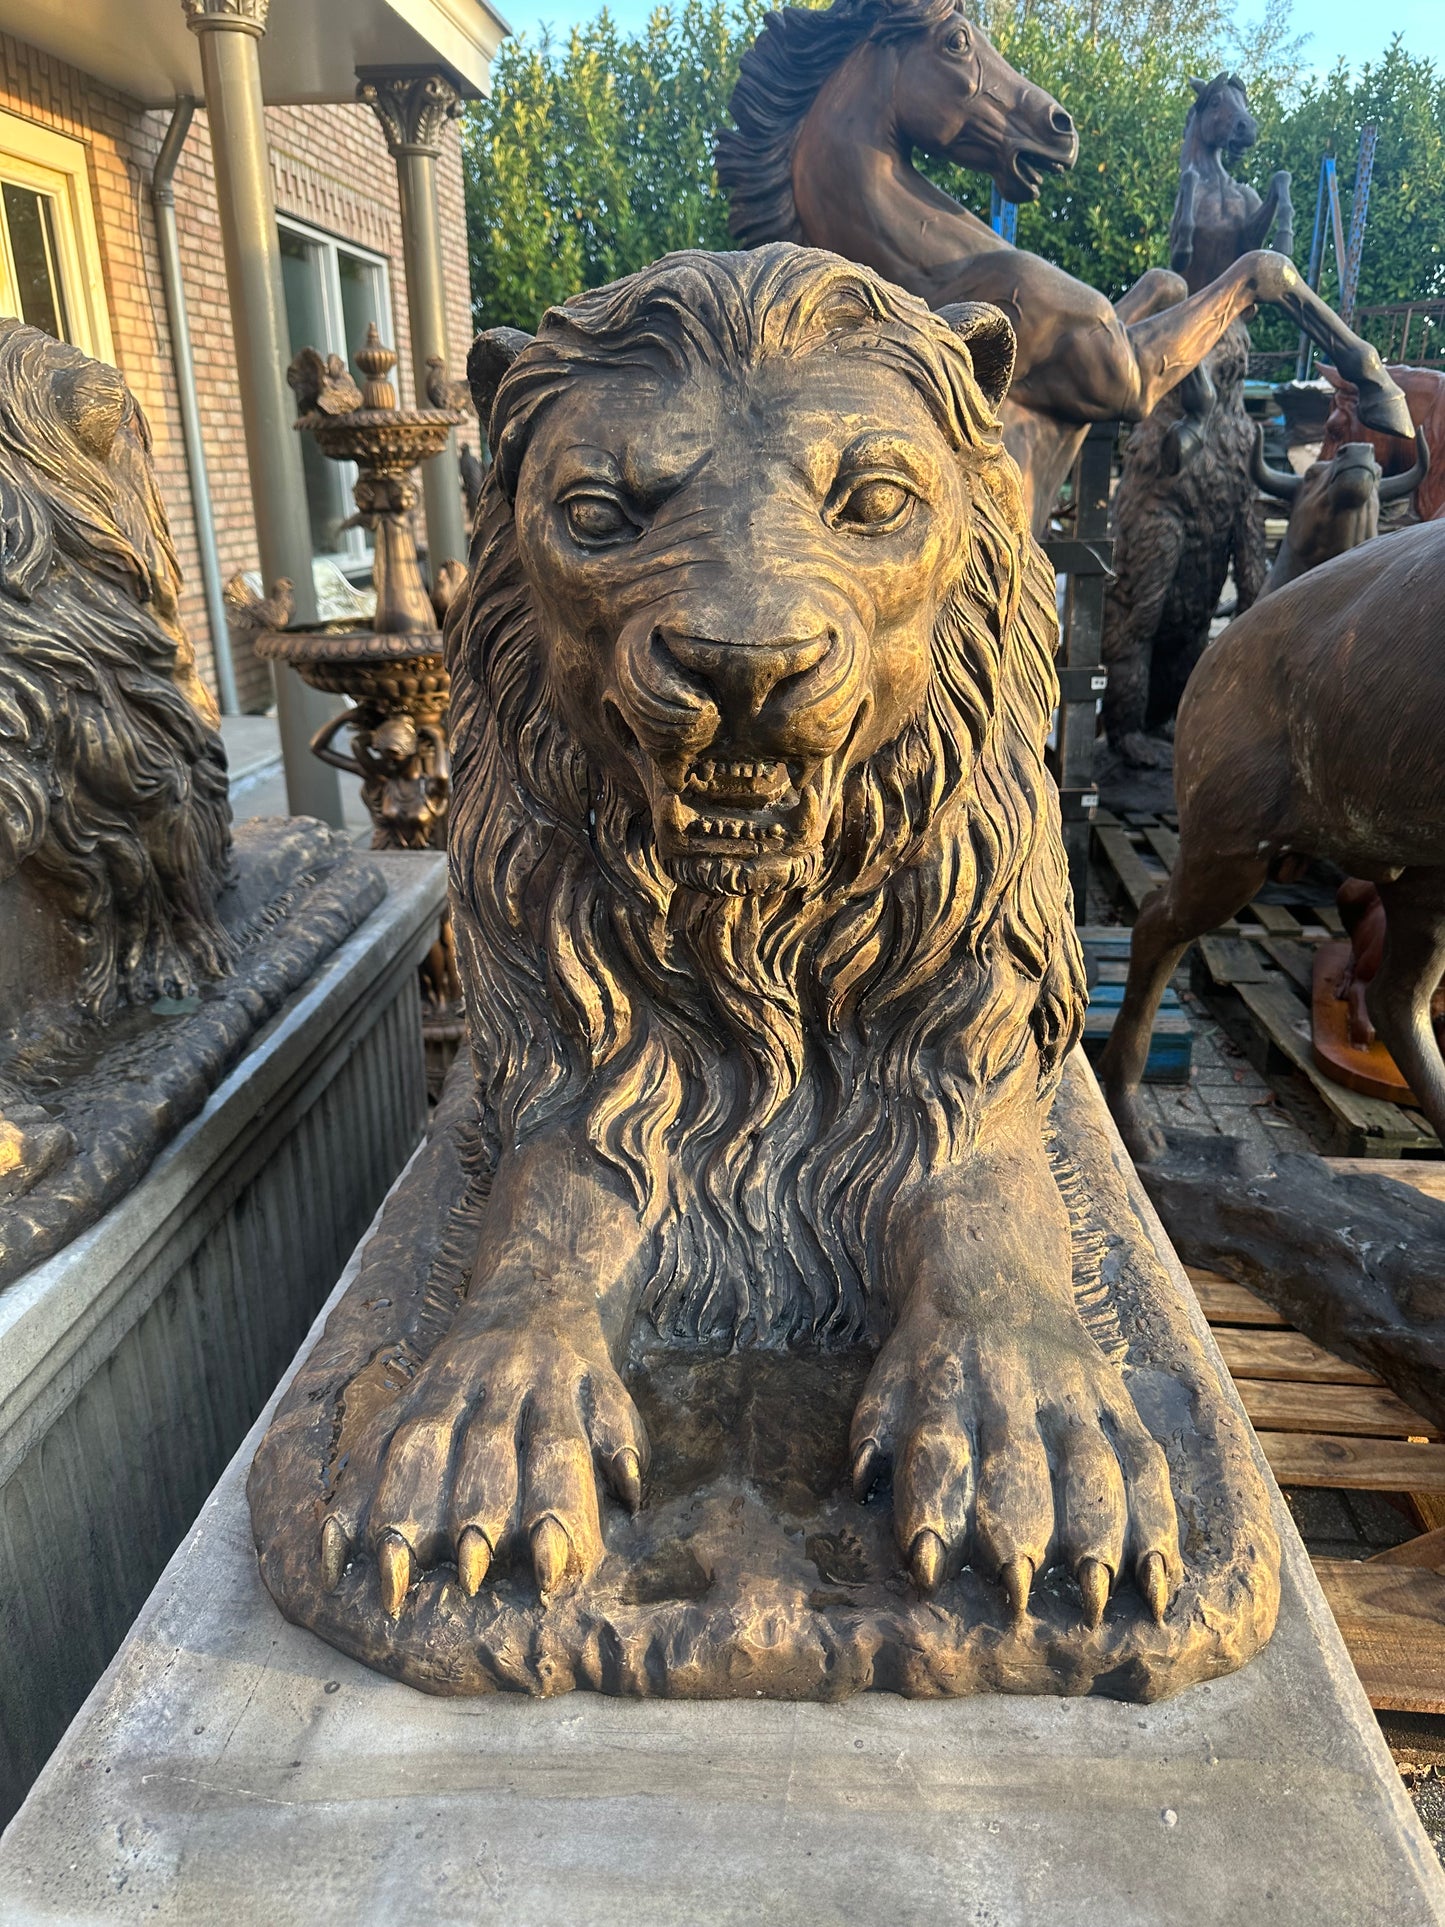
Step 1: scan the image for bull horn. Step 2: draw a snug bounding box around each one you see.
[1379,426,1430,503]
[1251,426,1302,501]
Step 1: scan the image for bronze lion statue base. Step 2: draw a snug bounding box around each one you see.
[250,246,1278,1701]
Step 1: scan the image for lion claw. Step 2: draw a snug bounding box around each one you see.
[456,1525,492,1598]
[1000,1555,1034,1621]
[852,1439,882,1500]
[612,1447,644,1514]
[532,1514,570,1595]
[378,1531,413,1618]
[1077,1556,1111,1630]
[909,1528,947,1592]
[320,1514,349,1592]
[1137,1549,1171,1624]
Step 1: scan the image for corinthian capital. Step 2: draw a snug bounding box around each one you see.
[181,0,269,32]
[357,70,464,158]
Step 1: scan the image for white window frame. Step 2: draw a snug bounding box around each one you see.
[277,212,395,578]
[0,110,113,361]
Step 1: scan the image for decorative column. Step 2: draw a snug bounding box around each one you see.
[182,0,344,828]
[357,68,471,578]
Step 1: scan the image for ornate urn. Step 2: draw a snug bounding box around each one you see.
[254,325,466,1071]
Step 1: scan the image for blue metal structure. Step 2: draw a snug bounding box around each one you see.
[1296,123,1378,378]
[989,184,1018,244]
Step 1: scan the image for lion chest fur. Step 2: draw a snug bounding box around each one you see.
[448,248,1085,1346]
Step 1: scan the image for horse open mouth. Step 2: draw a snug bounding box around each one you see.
[1005,147,1071,200]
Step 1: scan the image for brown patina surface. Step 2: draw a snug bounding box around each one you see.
[251,246,1278,1698]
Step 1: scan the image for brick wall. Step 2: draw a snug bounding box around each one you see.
[0,36,477,710]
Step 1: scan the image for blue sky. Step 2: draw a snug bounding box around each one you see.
[494,0,1445,71]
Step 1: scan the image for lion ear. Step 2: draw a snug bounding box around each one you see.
[935,302,1017,412]
[467,327,534,431]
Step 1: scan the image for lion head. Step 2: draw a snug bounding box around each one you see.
[0,322,233,1022]
[451,246,1083,1342]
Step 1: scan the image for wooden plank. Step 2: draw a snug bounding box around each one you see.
[1093,825,1163,913]
[1367,1527,1445,1571]
[1244,899,1305,940]
[1261,937,1316,995]
[1318,904,1346,936]
[1140,823,1180,871]
[1185,1266,1287,1326]
[1234,976,1433,1149]
[1326,1158,1445,1198]
[1196,934,1268,986]
[1312,1559,1445,1713]
[1235,1378,1440,1439]
[1262,1432,1445,1492]
[1212,1328,1382,1386]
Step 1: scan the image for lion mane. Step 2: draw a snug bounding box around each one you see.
[448,247,1084,1345]
[0,322,233,1021]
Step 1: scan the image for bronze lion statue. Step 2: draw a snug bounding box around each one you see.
[303,245,1228,1646]
[0,320,232,1026]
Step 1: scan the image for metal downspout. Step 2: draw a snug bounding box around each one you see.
[152,98,240,715]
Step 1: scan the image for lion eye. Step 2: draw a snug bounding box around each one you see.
[561,490,639,547]
[829,475,917,533]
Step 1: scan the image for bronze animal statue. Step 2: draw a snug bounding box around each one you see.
[1098,516,1445,1163]
[1168,73,1292,294]
[250,246,1279,1702]
[715,0,1406,531]
[0,320,232,1024]
[1321,362,1445,525]
[1101,325,1263,765]
[1252,429,1427,592]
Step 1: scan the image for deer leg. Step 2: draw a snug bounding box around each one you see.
[1367,869,1445,1144]
[1098,852,1268,1163]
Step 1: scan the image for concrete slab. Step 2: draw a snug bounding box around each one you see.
[2,1136,1443,1924]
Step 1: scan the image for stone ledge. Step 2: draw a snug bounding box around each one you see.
[1,1054,1442,1923]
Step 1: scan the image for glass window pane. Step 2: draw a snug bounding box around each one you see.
[337,248,385,370]
[279,227,351,559]
[2,182,69,341]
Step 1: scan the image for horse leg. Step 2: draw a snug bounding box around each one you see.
[1168,168,1198,280]
[1367,868,1445,1145]
[1123,254,1411,437]
[1115,267,1187,326]
[1098,851,1269,1163]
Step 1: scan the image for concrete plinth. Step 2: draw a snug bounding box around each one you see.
[2,1106,1443,1923]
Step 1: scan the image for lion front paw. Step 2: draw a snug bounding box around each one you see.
[321,1314,648,1615]
[850,1312,1181,1628]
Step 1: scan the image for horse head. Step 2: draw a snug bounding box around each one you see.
[890,7,1077,202]
[1187,73,1257,165]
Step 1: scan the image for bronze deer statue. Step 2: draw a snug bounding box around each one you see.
[1098,518,1445,1163]
[716,0,1407,531]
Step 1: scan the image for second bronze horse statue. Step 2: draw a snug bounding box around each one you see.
[716,0,1407,530]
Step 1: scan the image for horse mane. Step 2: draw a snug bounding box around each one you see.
[717,0,958,247]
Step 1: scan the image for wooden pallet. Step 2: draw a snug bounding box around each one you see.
[1092,810,1440,1157]
[1078,925,1191,1082]
[1188,1180,1445,1713]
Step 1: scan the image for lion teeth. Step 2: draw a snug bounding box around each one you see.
[688,814,788,843]
[684,757,785,793]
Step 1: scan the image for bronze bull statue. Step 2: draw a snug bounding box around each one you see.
[1098,517,1445,1163]
[1252,430,1427,593]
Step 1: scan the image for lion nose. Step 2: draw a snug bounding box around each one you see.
[658,627,833,725]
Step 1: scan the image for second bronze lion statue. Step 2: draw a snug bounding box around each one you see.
[251,246,1278,1699]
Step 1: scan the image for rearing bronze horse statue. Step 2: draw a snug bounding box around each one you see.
[716,0,1409,531]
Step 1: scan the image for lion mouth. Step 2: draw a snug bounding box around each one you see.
[676,754,806,850]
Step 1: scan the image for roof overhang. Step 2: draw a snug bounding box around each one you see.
[0,0,509,110]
